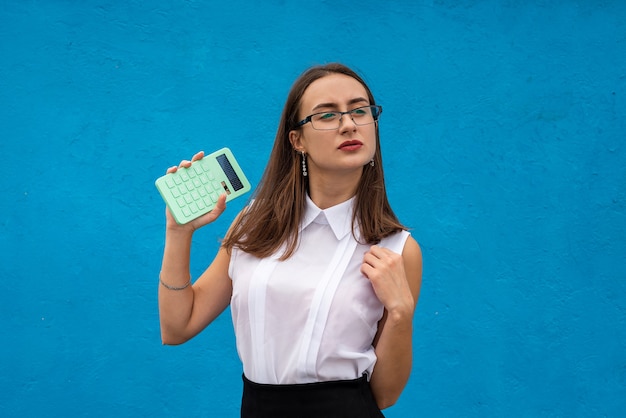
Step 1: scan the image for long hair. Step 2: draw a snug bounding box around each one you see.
[222,63,405,259]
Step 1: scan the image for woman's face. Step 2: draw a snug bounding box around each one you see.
[290,73,377,178]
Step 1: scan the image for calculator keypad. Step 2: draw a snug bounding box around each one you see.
[164,161,224,219]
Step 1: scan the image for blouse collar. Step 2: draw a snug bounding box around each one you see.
[302,194,357,240]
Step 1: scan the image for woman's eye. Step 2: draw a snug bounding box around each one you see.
[351,108,368,116]
[318,112,337,120]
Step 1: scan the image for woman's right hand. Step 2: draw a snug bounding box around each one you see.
[164,151,228,233]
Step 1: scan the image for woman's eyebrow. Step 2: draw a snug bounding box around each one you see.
[311,97,369,112]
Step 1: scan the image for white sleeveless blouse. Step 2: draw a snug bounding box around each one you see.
[229,195,410,384]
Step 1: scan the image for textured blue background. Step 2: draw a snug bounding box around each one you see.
[1,1,625,417]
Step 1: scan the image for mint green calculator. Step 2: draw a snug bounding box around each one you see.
[155,148,251,224]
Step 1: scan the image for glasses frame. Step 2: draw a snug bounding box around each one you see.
[296,105,383,131]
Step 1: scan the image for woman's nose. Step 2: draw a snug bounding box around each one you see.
[338,113,357,132]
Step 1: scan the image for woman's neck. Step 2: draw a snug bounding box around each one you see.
[307,169,362,209]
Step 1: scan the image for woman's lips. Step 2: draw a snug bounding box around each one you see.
[339,140,363,151]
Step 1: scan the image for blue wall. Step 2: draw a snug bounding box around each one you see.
[1,1,625,416]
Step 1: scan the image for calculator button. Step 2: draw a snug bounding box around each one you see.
[212,182,221,190]
[182,207,191,217]
[184,194,193,204]
[173,175,182,185]
[176,198,186,208]
[180,172,189,182]
[171,188,181,198]
[165,178,176,188]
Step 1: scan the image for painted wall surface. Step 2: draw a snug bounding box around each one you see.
[1,1,625,416]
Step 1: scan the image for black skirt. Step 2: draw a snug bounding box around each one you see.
[241,374,385,418]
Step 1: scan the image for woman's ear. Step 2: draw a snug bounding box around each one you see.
[289,130,305,153]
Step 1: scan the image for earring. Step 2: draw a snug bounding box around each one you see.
[301,152,308,177]
[369,159,374,167]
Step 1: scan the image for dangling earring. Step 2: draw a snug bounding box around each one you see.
[301,152,308,177]
[369,159,375,167]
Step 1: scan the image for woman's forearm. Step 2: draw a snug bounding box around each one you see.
[158,229,196,344]
[370,308,414,409]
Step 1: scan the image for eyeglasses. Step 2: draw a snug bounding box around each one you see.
[296,105,382,131]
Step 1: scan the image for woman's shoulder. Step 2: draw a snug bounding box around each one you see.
[378,230,411,254]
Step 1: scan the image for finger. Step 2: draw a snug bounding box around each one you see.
[192,151,205,162]
[360,262,374,279]
[363,246,387,265]
[211,193,228,217]
[166,165,178,174]
[179,159,192,168]
[362,251,378,268]
[192,194,228,228]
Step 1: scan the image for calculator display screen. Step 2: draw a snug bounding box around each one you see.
[217,153,244,191]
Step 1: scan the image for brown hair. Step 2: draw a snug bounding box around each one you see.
[222,63,405,259]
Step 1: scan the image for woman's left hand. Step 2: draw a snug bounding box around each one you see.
[360,245,415,316]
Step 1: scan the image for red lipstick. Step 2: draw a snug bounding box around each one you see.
[339,140,363,151]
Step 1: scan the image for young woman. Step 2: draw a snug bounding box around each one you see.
[158,63,422,417]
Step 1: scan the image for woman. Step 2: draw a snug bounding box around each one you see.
[158,63,422,417]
